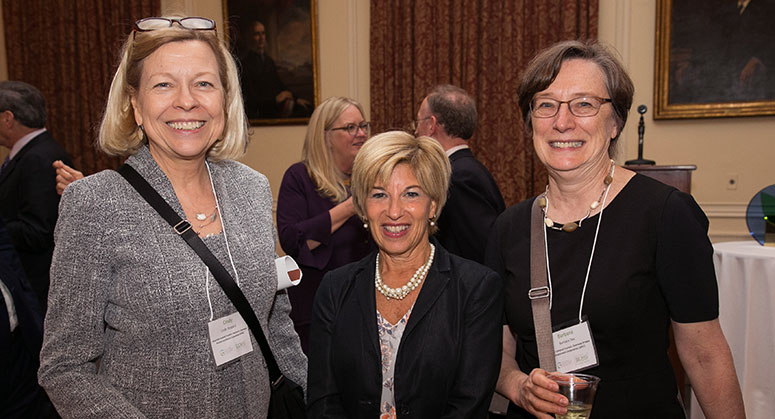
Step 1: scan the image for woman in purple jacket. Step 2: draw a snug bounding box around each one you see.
[277,97,375,352]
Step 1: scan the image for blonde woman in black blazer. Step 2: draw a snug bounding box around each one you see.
[307,131,503,418]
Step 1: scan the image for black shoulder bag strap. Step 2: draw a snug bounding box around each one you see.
[529,197,556,372]
[117,164,286,386]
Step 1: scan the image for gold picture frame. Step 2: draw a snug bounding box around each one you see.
[223,0,319,125]
[654,0,775,119]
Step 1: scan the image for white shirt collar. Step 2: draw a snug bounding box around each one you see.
[8,128,47,160]
[445,144,469,157]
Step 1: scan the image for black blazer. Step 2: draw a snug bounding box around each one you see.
[436,148,505,265]
[0,216,45,362]
[0,131,71,305]
[307,241,503,418]
[1,215,53,419]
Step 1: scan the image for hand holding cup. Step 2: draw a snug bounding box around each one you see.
[547,373,600,419]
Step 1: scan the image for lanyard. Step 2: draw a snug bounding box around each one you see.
[543,165,614,323]
[203,161,241,321]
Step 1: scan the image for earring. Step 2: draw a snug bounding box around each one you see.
[362,219,369,229]
[429,218,436,227]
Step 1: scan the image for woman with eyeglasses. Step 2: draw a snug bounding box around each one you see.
[276,97,375,353]
[486,40,744,418]
[38,16,306,417]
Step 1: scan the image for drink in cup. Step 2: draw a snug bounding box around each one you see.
[547,373,600,419]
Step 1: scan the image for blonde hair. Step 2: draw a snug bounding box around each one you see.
[351,131,451,234]
[301,96,365,203]
[98,21,248,160]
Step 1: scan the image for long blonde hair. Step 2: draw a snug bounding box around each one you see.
[98,20,248,160]
[301,96,365,203]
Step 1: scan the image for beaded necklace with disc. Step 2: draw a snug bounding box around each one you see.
[538,159,615,232]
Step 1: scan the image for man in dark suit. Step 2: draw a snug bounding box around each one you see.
[0,81,72,309]
[414,84,505,264]
[1,217,57,418]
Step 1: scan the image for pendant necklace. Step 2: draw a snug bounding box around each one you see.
[179,187,218,232]
[195,206,219,230]
[375,244,435,300]
[196,209,214,221]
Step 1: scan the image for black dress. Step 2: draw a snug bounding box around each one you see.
[486,174,719,419]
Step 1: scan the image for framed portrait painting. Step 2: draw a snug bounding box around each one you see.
[654,0,775,119]
[223,0,319,125]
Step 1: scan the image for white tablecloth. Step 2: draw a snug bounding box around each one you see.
[690,241,775,419]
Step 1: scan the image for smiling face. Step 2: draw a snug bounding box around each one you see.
[327,104,368,175]
[366,163,437,261]
[531,59,618,174]
[130,40,225,166]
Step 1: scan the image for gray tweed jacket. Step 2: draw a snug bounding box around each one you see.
[39,146,306,418]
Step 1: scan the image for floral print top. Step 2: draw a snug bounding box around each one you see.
[377,306,413,419]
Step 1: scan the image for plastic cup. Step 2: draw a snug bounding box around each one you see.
[547,373,600,419]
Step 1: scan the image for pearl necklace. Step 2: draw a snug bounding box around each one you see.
[539,160,615,232]
[375,244,435,300]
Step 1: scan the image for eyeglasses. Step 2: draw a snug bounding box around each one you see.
[530,96,612,118]
[134,17,216,33]
[409,116,433,132]
[328,121,371,136]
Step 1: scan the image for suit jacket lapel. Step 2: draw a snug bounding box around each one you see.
[354,255,380,355]
[0,156,16,185]
[403,244,451,338]
[0,133,46,185]
[448,147,473,163]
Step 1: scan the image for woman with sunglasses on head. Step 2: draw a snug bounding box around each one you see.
[487,40,744,418]
[38,17,306,417]
[276,97,375,354]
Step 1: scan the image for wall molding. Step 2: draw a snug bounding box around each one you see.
[701,202,749,243]
[709,231,750,242]
[700,202,747,219]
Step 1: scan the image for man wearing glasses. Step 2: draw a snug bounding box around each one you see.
[413,85,505,265]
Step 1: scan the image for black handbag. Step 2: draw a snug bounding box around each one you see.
[118,164,305,419]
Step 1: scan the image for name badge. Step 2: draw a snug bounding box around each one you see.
[552,319,599,373]
[208,312,254,366]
